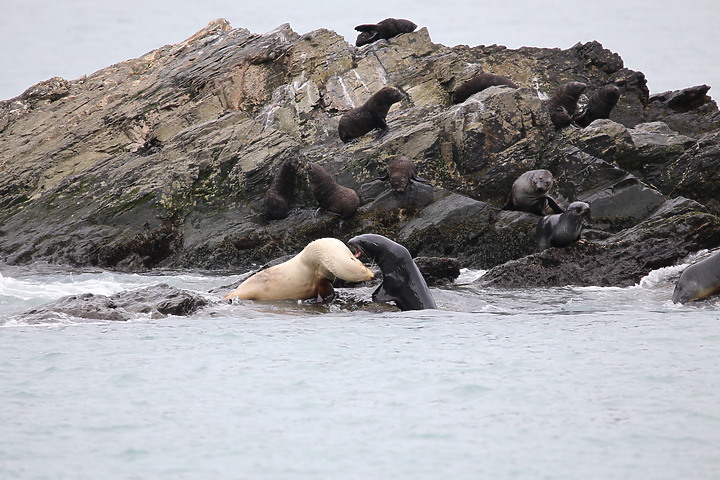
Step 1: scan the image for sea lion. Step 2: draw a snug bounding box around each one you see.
[354,18,417,46]
[224,238,374,302]
[338,86,403,142]
[535,201,590,251]
[306,162,361,219]
[545,81,587,129]
[503,169,564,216]
[672,251,720,304]
[452,73,519,104]
[348,233,437,311]
[378,155,427,193]
[573,84,621,128]
[261,157,302,220]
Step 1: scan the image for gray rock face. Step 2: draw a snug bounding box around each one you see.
[1,19,719,288]
[15,284,210,323]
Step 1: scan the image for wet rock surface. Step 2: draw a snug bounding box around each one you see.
[1,19,719,293]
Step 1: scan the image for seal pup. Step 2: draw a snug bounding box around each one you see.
[452,73,518,104]
[573,84,621,128]
[354,18,417,46]
[348,233,437,311]
[535,201,591,251]
[261,157,302,220]
[503,169,564,216]
[306,162,361,219]
[338,86,403,143]
[224,238,374,302]
[672,251,720,304]
[545,81,587,129]
[377,155,428,193]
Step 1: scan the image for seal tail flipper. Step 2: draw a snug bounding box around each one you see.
[354,23,378,32]
[412,174,429,183]
[372,284,395,303]
[546,196,565,214]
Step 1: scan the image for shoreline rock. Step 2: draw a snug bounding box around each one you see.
[1,19,719,290]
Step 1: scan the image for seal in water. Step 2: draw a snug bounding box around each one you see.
[503,169,564,216]
[261,157,302,220]
[354,18,417,46]
[306,162,361,219]
[535,201,591,251]
[338,86,403,142]
[545,81,587,129]
[348,233,437,310]
[224,238,374,302]
[573,84,621,127]
[452,73,518,104]
[672,250,720,304]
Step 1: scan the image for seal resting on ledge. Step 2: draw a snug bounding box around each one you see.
[338,86,403,142]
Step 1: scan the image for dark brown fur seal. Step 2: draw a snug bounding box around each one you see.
[354,18,417,46]
[379,155,427,193]
[545,81,587,129]
[573,84,621,128]
[306,162,361,219]
[261,157,302,220]
[452,73,519,104]
[338,86,403,142]
[536,201,591,251]
[502,169,564,216]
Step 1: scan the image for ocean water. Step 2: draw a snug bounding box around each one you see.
[1,263,720,479]
[1,0,719,100]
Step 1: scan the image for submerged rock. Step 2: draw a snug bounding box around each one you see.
[17,284,210,323]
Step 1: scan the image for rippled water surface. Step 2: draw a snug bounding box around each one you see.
[2,266,719,479]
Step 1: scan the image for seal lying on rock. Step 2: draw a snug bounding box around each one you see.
[377,155,428,193]
[348,233,437,311]
[306,162,361,219]
[503,169,564,216]
[672,250,720,304]
[354,18,417,46]
[452,73,519,104]
[261,157,302,220]
[545,81,587,129]
[224,238,374,302]
[536,201,591,251]
[573,84,621,127]
[338,86,403,142]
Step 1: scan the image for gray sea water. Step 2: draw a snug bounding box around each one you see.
[1,262,720,479]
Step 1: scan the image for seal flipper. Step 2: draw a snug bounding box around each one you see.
[372,284,395,303]
[546,196,565,214]
[314,279,335,303]
[354,23,378,32]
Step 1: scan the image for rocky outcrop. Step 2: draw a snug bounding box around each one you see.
[1,19,719,288]
[16,284,210,323]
